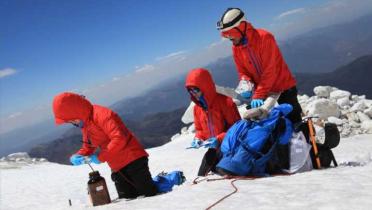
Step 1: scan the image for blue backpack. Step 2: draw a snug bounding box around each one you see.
[216,104,293,176]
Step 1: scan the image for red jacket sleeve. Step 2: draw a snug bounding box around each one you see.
[216,97,241,142]
[233,48,252,81]
[77,129,96,156]
[97,115,130,162]
[253,34,280,99]
[193,107,206,140]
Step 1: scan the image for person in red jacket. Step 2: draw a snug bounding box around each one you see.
[185,68,241,176]
[217,8,303,124]
[52,92,158,199]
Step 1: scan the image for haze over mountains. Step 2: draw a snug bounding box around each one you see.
[2,13,372,160]
[281,14,372,73]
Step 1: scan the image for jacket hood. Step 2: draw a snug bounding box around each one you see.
[52,92,93,125]
[185,68,217,107]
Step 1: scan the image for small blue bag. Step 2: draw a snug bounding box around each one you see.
[152,171,185,193]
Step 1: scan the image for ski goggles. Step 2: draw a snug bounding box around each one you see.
[188,87,201,95]
[221,28,242,40]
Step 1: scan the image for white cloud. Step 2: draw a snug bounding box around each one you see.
[276,8,305,20]
[7,112,22,119]
[80,40,231,108]
[135,64,155,73]
[271,0,372,40]
[0,68,17,78]
[155,51,186,61]
[0,105,51,134]
[112,77,120,81]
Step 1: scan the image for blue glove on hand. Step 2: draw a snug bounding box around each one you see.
[240,91,252,100]
[190,139,203,149]
[87,154,101,164]
[251,99,264,108]
[203,137,219,149]
[70,154,85,166]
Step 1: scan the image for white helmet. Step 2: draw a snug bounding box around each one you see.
[217,8,246,32]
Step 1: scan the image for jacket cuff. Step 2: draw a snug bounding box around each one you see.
[216,133,226,143]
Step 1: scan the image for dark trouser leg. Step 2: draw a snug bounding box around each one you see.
[278,86,303,124]
[197,149,221,176]
[111,157,158,199]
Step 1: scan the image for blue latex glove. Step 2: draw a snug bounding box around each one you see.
[70,154,85,166]
[87,154,101,164]
[203,137,219,149]
[240,91,252,100]
[251,99,264,108]
[190,139,203,149]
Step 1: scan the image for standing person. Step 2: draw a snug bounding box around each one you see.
[52,92,183,199]
[185,68,241,176]
[217,8,302,124]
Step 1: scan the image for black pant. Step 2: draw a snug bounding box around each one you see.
[278,86,303,124]
[111,157,158,199]
[198,149,221,176]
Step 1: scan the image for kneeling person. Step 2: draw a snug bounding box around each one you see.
[52,92,159,199]
[185,68,241,176]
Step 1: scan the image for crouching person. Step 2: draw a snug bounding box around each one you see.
[52,92,183,199]
[185,68,241,176]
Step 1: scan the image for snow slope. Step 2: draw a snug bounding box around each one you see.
[2,133,372,210]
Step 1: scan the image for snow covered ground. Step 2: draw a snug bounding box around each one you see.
[2,133,372,210]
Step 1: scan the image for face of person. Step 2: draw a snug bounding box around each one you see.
[221,28,243,46]
[227,36,242,45]
[188,87,202,100]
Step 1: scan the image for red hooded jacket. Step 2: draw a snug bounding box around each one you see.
[52,92,147,172]
[185,68,241,143]
[225,22,296,99]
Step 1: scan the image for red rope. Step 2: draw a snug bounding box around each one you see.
[205,178,239,210]
[204,174,292,210]
[192,176,208,185]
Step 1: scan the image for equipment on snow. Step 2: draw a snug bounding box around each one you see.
[87,170,111,206]
[216,104,293,176]
[307,117,322,169]
[295,117,340,168]
[152,171,186,193]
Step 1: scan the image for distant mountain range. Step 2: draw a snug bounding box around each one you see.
[296,54,372,97]
[281,14,372,73]
[29,107,187,164]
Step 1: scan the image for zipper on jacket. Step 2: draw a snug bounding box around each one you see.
[206,110,216,138]
[245,39,263,76]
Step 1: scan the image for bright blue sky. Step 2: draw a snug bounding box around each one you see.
[0,0,329,118]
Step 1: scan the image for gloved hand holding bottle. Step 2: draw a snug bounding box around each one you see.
[70,154,85,166]
[85,154,101,164]
[70,154,101,165]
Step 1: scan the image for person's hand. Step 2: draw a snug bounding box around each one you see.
[190,139,203,149]
[251,99,264,108]
[203,137,219,149]
[70,154,85,166]
[86,154,101,164]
